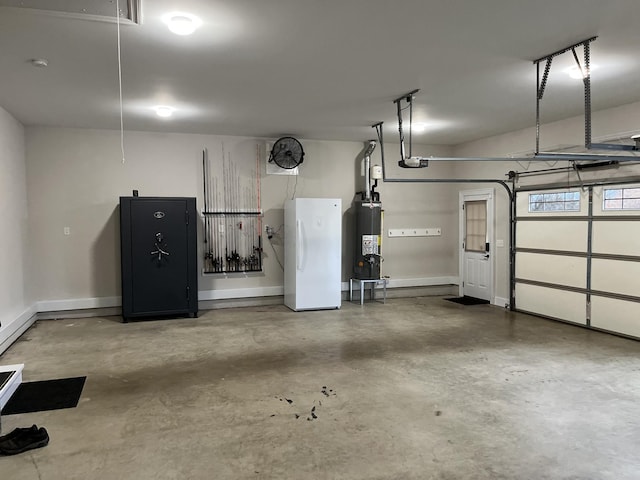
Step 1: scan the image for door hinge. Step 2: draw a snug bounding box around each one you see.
[462,204,465,210]
[186,286,190,300]
[185,211,189,225]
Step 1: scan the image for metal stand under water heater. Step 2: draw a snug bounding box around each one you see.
[354,141,383,280]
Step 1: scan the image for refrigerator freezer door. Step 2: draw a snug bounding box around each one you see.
[284,198,342,311]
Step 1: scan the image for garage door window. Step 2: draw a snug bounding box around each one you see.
[528,191,580,212]
[603,187,640,211]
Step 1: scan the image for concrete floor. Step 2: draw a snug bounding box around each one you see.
[0,296,639,479]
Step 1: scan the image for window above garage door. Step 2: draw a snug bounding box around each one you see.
[602,186,640,211]
[593,183,640,216]
[528,191,581,212]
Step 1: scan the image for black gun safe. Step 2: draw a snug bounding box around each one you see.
[120,196,198,322]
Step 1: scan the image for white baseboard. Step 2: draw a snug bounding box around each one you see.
[37,296,121,312]
[493,296,510,308]
[200,277,458,300]
[198,286,284,301]
[385,276,459,289]
[0,306,37,356]
[341,276,459,290]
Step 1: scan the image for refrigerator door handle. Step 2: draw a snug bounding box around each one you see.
[296,220,303,271]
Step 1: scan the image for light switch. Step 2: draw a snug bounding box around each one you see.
[64,227,71,236]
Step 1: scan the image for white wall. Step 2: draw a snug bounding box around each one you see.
[0,106,32,351]
[452,99,640,304]
[25,127,458,307]
[20,99,640,312]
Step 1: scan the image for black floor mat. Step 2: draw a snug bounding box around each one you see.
[1,377,86,415]
[445,296,490,305]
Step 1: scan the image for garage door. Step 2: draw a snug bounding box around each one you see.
[514,183,640,339]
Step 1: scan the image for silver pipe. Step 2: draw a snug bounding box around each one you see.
[364,153,370,201]
[363,140,376,201]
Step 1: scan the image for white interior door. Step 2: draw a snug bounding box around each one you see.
[460,190,494,301]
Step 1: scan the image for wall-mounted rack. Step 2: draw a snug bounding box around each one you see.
[202,147,263,274]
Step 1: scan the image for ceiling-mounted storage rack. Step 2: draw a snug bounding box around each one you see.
[534,36,640,161]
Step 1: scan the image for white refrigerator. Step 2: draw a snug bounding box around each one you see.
[284,198,342,311]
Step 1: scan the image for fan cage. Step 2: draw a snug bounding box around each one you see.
[269,137,305,170]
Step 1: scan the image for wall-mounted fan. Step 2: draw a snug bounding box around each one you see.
[269,137,305,169]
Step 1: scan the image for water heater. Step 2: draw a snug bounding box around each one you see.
[354,200,382,280]
[353,140,383,279]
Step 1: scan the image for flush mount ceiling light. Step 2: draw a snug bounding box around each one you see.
[162,12,202,35]
[154,105,175,118]
[410,120,450,134]
[565,64,598,79]
[30,58,48,67]
[411,122,428,133]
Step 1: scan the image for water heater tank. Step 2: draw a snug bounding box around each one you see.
[353,200,382,280]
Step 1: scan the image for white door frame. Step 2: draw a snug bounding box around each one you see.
[459,188,495,301]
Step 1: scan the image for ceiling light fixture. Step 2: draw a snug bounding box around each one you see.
[565,64,598,79]
[162,12,202,35]
[411,122,428,134]
[30,58,49,68]
[154,106,175,118]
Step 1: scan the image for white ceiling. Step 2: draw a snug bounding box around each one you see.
[1,0,640,145]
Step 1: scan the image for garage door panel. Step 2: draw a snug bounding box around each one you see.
[591,297,640,339]
[592,259,640,298]
[516,252,586,288]
[516,221,587,251]
[516,284,586,325]
[592,222,640,256]
[515,185,639,340]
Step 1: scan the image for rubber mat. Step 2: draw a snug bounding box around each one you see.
[1,376,86,415]
[445,296,490,305]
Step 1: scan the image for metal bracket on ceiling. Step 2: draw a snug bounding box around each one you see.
[393,89,429,168]
[534,36,597,154]
[369,38,638,169]
[533,36,639,160]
